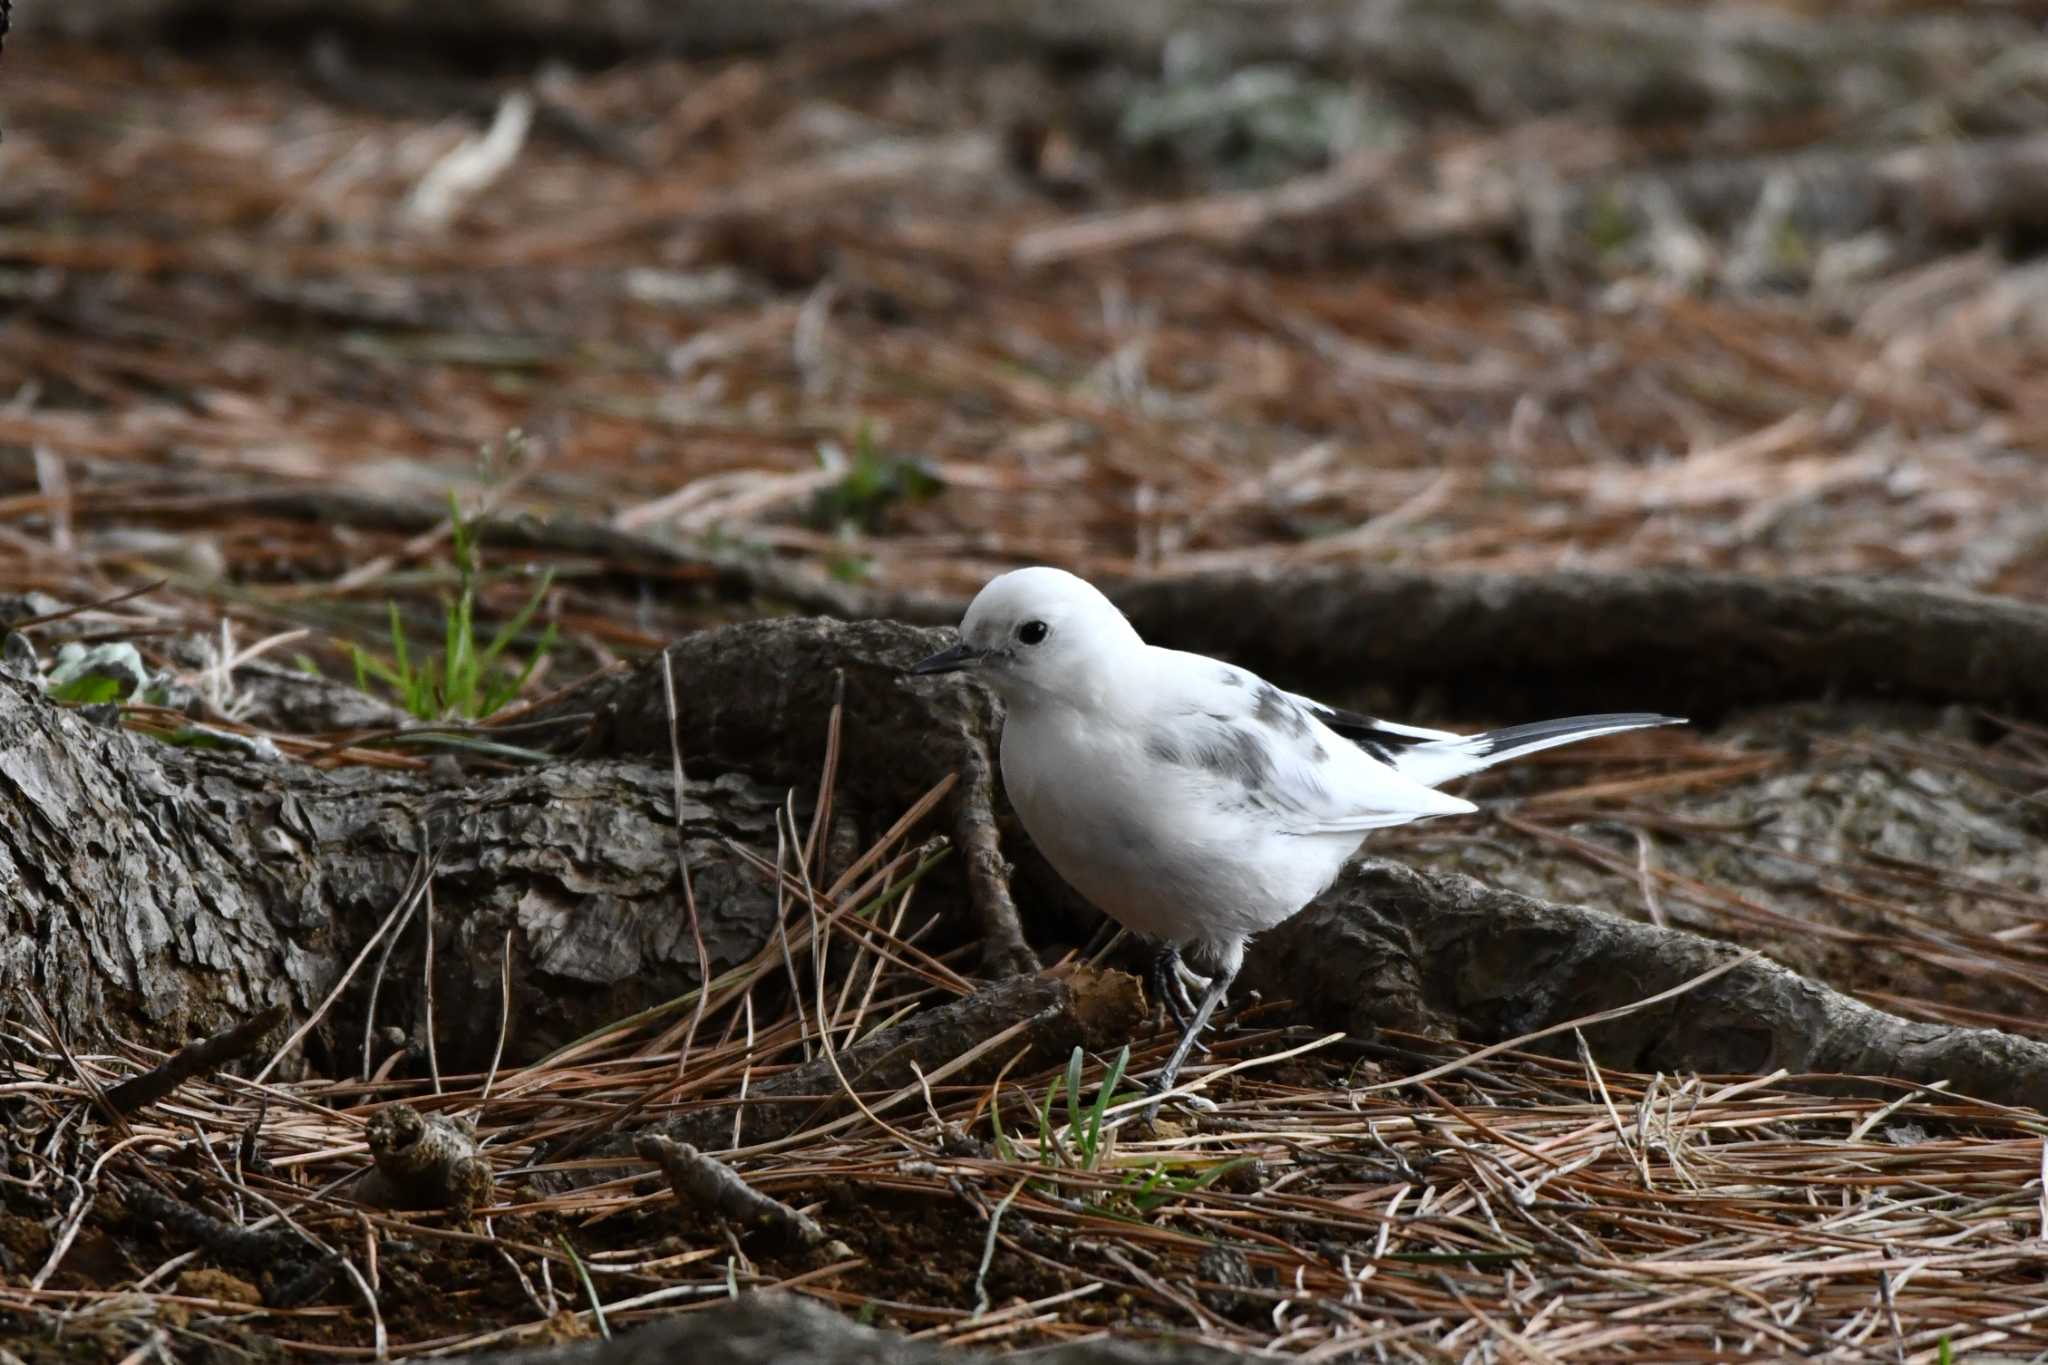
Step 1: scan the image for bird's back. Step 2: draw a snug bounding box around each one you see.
[1143,647,1476,833]
[996,646,1456,960]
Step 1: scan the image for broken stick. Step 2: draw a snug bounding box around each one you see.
[636,1134,825,1249]
[106,1004,289,1117]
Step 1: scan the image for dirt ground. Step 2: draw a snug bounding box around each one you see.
[4,2,2048,1359]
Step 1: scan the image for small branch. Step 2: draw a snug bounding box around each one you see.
[1013,145,1410,267]
[103,486,888,619]
[107,1004,288,1116]
[635,1135,825,1249]
[126,1184,310,1274]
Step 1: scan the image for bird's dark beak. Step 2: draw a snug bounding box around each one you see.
[910,642,983,676]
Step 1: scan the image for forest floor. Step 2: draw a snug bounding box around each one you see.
[3,3,2048,1359]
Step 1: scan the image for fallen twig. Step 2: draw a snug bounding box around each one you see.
[636,1134,826,1248]
[106,1004,288,1116]
[126,1184,311,1274]
[609,969,1143,1156]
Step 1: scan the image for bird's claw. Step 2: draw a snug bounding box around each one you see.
[1146,946,1207,1046]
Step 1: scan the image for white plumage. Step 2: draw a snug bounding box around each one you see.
[911,566,1682,1097]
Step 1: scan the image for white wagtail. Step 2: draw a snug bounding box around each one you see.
[911,567,1682,1099]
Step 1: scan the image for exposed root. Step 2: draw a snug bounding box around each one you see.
[955,732,1037,978]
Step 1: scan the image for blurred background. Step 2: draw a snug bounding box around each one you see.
[4,1,2048,1030]
[8,0,2048,629]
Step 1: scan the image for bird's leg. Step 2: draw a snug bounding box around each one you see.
[1145,961,1239,1110]
[1146,944,1201,1032]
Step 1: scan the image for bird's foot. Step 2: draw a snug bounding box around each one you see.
[1139,1060,1220,1123]
[1139,960,1239,1121]
[1145,946,1208,1050]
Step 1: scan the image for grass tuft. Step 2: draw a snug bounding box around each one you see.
[350,491,557,721]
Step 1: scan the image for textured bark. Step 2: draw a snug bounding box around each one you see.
[8,609,2048,1130]
[1249,861,2048,1112]
[1108,568,2048,724]
[530,616,1041,976]
[469,1292,1229,1365]
[0,668,806,1068]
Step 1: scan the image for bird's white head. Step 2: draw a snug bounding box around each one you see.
[910,566,1142,710]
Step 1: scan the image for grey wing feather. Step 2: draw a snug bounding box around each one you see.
[1151,659,1476,830]
[1295,698,1683,787]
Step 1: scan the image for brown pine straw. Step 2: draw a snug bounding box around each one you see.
[8,1000,2046,1358]
[2,787,2044,1358]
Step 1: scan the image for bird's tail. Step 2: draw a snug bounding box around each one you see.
[1386,713,1683,788]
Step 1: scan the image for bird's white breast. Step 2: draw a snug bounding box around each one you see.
[998,700,1358,959]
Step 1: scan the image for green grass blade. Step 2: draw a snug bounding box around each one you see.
[479,568,554,669]
[557,1234,609,1340]
[1038,1072,1062,1168]
[388,601,411,681]
[1085,1045,1130,1159]
[990,1091,1014,1164]
[1065,1046,1086,1141]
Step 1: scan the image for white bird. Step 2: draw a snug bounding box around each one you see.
[911,567,1682,1099]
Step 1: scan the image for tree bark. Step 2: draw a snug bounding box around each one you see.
[142,491,2048,727]
[0,667,806,1070]
[7,608,2048,1120]
[467,1291,1229,1365]
[1250,861,2048,1112]
[0,614,1002,1070]
[1109,568,2048,724]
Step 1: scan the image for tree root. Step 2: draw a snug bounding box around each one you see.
[1249,860,2048,1112]
[30,1,2029,142]
[10,603,2048,1153]
[527,619,1033,976]
[464,1290,1231,1364]
[953,732,1038,978]
[1109,568,2048,722]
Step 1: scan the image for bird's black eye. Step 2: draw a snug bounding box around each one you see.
[1017,619,1049,645]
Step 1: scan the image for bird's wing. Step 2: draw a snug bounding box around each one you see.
[1146,651,1474,834]
[1288,691,1683,787]
[1285,693,1461,764]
